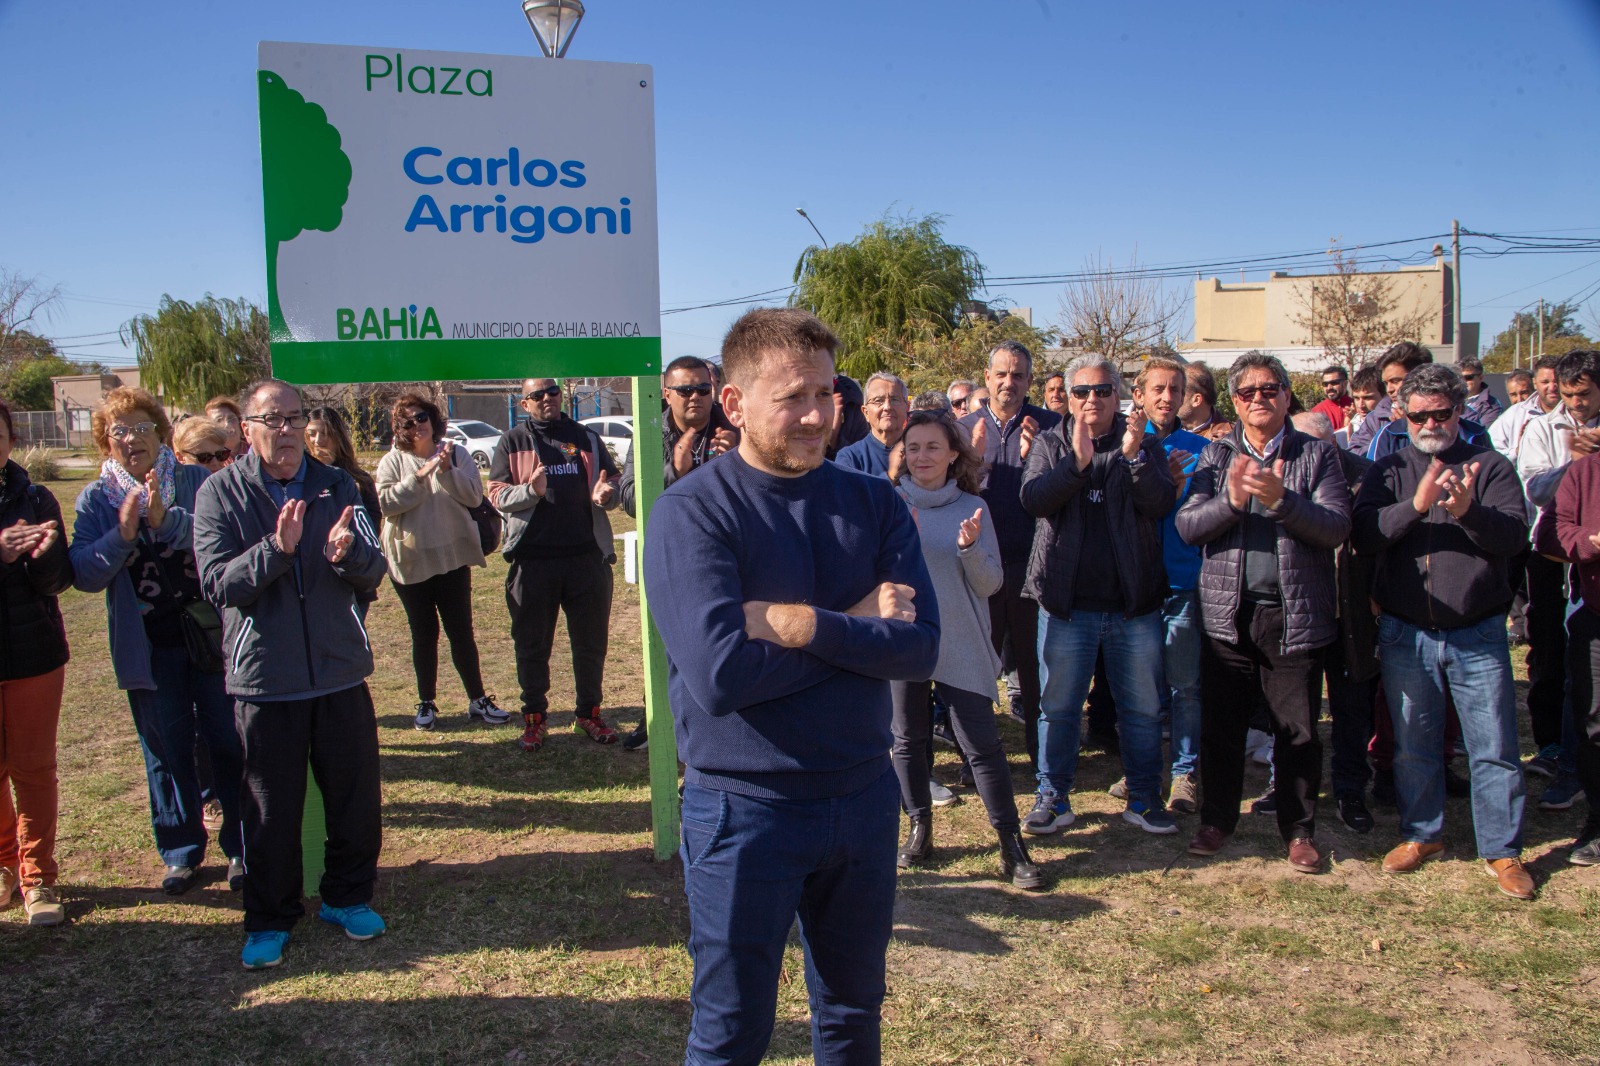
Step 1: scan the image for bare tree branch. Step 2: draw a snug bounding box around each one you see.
[1055,251,1186,374]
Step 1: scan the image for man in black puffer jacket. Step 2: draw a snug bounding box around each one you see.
[1177,351,1350,874]
[1018,354,1176,839]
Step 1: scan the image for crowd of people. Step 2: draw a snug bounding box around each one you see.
[1,308,1596,1063]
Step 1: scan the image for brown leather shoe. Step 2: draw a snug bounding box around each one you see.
[1382,841,1445,874]
[1187,825,1228,856]
[1486,857,1536,900]
[1288,836,1323,873]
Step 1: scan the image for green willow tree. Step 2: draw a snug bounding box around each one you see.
[791,213,984,379]
[122,296,271,411]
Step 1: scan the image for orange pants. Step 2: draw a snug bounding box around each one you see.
[0,666,64,889]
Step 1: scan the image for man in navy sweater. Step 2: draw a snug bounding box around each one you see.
[644,307,940,1066]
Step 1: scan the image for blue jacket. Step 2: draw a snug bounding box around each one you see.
[193,452,385,700]
[1367,414,1489,461]
[71,462,208,692]
[1147,421,1208,592]
[642,450,939,800]
[833,433,892,476]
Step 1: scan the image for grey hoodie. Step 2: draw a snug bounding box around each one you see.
[896,478,1003,697]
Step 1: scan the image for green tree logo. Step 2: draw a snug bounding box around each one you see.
[259,70,353,341]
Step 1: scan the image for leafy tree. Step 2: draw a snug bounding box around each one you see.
[791,212,984,379]
[1481,300,1591,371]
[1289,242,1431,372]
[122,295,271,411]
[259,70,353,340]
[902,313,1057,398]
[0,354,91,411]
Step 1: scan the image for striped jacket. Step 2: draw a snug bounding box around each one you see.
[487,416,619,561]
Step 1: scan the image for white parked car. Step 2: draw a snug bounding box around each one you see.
[444,419,504,470]
[580,416,634,465]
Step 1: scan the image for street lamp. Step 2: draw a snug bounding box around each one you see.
[523,0,585,58]
[795,207,828,249]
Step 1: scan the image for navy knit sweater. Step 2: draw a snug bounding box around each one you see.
[642,450,940,799]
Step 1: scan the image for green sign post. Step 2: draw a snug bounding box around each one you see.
[256,41,681,887]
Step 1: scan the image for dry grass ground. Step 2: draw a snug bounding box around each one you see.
[3,468,1598,1065]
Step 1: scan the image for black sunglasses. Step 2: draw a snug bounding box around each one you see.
[396,414,433,429]
[185,449,230,464]
[1069,384,1116,399]
[665,383,713,398]
[524,386,562,400]
[1234,383,1285,403]
[1405,407,1456,426]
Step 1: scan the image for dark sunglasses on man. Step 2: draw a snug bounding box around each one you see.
[665,383,713,398]
[1234,383,1284,403]
[524,385,563,400]
[1405,407,1456,426]
[1069,384,1116,399]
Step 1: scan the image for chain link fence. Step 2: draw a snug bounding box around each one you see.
[10,410,70,448]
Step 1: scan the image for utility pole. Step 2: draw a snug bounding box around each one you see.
[1451,219,1462,362]
[1538,297,1545,359]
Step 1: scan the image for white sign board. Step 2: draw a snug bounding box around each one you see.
[258,41,659,383]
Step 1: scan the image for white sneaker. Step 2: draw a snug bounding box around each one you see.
[0,866,17,909]
[467,694,511,725]
[414,700,439,731]
[930,781,960,807]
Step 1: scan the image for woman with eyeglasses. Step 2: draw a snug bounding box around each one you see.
[173,417,233,474]
[376,393,506,732]
[888,409,1044,889]
[0,398,73,925]
[70,387,245,896]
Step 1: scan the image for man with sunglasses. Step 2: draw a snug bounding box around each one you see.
[1311,365,1353,431]
[192,378,388,969]
[619,356,738,520]
[1177,352,1350,874]
[958,341,1061,768]
[1352,364,1534,900]
[1020,356,1177,837]
[1459,359,1503,427]
[946,379,979,417]
[488,377,622,753]
[617,356,739,751]
[1365,344,1493,462]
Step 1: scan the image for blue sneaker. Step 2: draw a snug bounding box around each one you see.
[1123,798,1179,835]
[241,930,290,970]
[1539,774,1585,811]
[319,902,387,941]
[1022,790,1074,835]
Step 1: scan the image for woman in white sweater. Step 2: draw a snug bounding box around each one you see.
[890,409,1043,889]
[376,393,508,731]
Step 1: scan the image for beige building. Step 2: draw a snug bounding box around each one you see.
[49,367,150,446]
[1182,257,1464,372]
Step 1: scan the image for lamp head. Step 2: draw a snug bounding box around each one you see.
[523,0,585,58]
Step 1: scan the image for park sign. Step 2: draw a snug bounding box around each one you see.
[257,41,660,384]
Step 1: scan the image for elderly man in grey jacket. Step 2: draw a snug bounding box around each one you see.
[194,378,388,971]
[1177,351,1351,874]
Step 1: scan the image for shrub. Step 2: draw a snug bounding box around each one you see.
[20,444,60,482]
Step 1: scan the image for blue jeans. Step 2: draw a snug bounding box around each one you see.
[1036,608,1165,800]
[1161,589,1203,778]
[126,644,244,868]
[1377,613,1525,859]
[679,767,899,1066]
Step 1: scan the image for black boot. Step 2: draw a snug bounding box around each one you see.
[997,827,1045,890]
[897,815,932,868]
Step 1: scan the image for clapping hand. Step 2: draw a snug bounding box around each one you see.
[117,491,143,543]
[1120,420,1144,461]
[325,505,356,563]
[708,428,737,456]
[0,519,53,563]
[1226,454,1254,510]
[1018,415,1040,459]
[957,508,983,549]
[1167,449,1195,486]
[968,417,989,458]
[1411,457,1451,515]
[274,499,306,554]
[1440,461,1480,519]
[529,451,548,497]
[887,441,907,482]
[671,428,700,477]
[1240,458,1287,510]
[1070,415,1095,471]
[591,470,615,507]
[143,469,166,530]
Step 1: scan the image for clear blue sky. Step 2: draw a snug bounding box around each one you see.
[5,0,1600,367]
